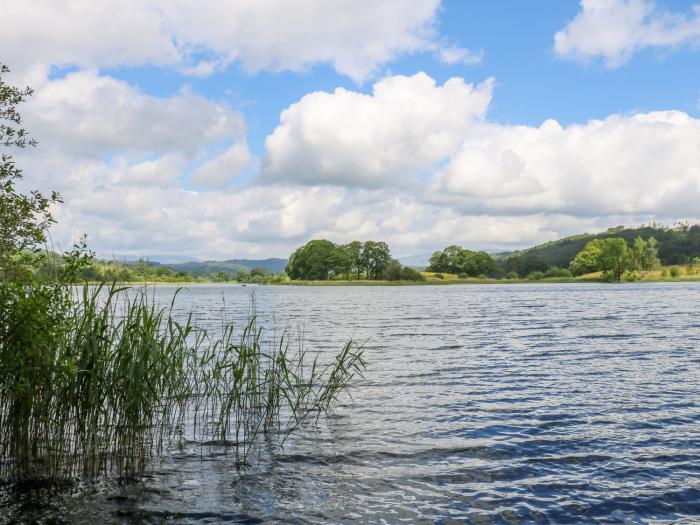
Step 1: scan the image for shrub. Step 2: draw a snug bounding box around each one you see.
[434,273,444,279]
[400,267,425,281]
[505,271,519,280]
[670,266,681,278]
[527,271,545,280]
[544,267,573,279]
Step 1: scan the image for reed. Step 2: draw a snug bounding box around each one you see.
[0,282,364,482]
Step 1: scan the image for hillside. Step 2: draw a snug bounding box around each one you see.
[500,224,700,269]
[152,257,288,275]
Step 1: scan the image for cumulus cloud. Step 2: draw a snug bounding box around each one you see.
[429,111,700,217]
[261,72,493,188]
[44,158,611,259]
[555,0,700,67]
[437,45,484,65]
[23,70,245,157]
[190,143,252,188]
[0,0,482,82]
[12,67,700,259]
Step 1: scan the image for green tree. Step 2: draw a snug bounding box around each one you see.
[400,266,425,281]
[428,245,462,274]
[0,64,62,280]
[628,236,659,277]
[341,241,363,279]
[428,245,499,277]
[383,259,403,280]
[569,239,604,276]
[361,241,391,280]
[598,238,629,282]
[286,240,340,280]
[214,271,230,282]
[234,269,251,282]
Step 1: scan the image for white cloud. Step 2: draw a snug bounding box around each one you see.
[437,45,484,65]
[12,69,700,260]
[115,155,187,187]
[262,72,493,188]
[555,0,700,67]
[0,0,481,82]
[191,143,252,187]
[24,70,245,157]
[429,111,700,217]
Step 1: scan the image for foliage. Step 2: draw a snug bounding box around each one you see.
[596,238,629,281]
[544,267,573,278]
[527,271,545,280]
[0,64,62,281]
[501,223,700,271]
[361,241,391,280]
[0,64,365,484]
[687,257,700,275]
[568,236,660,281]
[503,253,549,277]
[0,284,365,481]
[669,266,681,278]
[382,259,425,281]
[427,245,499,277]
[569,239,604,276]
[286,239,392,281]
[286,240,341,280]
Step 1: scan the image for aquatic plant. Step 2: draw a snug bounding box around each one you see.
[0,283,364,482]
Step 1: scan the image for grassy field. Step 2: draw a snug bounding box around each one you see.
[280,267,700,286]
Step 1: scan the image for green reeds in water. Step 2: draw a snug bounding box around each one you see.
[0,283,365,482]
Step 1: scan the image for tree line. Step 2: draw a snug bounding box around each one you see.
[285,240,424,281]
[427,245,500,277]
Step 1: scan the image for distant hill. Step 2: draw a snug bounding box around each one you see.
[502,224,700,268]
[103,254,201,264]
[225,258,288,272]
[150,257,288,276]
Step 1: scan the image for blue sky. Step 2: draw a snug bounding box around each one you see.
[103,0,700,160]
[4,1,700,258]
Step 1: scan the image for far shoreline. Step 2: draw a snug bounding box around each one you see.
[77,274,700,287]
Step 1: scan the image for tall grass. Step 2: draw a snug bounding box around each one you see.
[0,282,364,482]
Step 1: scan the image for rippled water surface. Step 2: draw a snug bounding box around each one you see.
[3,282,700,524]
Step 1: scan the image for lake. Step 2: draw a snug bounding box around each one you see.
[3,282,700,523]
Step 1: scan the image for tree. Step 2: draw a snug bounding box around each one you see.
[234,269,251,282]
[571,236,660,281]
[400,266,425,281]
[341,241,363,279]
[383,259,425,281]
[465,251,499,277]
[428,245,462,274]
[597,238,629,282]
[383,259,403,280]
[0,64,62,280]
[361,241,391,280]
[286,240,340,280]
[569,239,604,276]
[428,245,499,277]
[504,254,548,277]
[628,236,659,277]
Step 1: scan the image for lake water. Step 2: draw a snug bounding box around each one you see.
[3,282,700,523]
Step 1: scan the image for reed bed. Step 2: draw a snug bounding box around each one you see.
[0,283,364,483]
